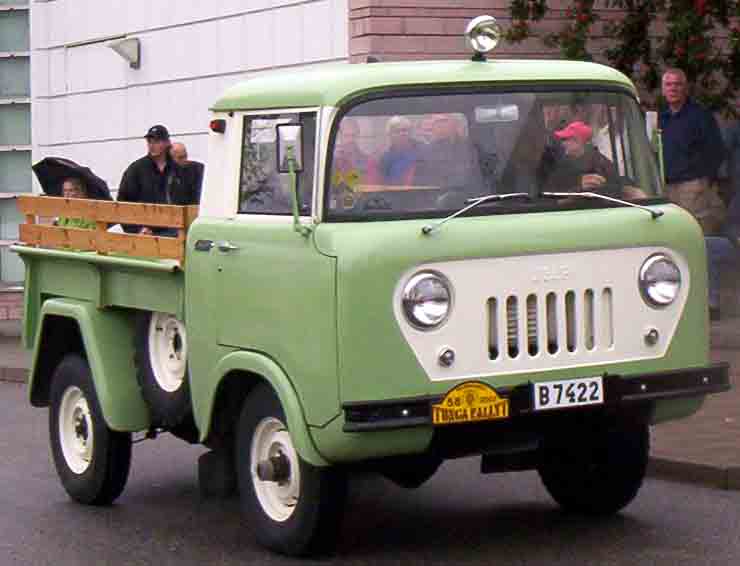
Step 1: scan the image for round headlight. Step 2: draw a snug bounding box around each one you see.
[402,272,452,330]
[465,15,502,55]
[639,254,681,307]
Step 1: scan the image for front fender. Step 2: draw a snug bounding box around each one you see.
[198,350,330,467]
[30,298,150,432]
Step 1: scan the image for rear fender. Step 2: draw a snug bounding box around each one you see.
[29,298,150,432]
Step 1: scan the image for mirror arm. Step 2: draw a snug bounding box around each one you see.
[287,150,312,237]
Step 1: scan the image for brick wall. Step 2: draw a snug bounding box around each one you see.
[0,289,23,321]
[348,0,626,64]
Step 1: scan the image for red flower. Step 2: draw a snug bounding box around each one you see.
[675,47,686,57]
[694,0,706,15]
[577,13,590,23]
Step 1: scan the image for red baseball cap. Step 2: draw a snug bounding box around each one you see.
[554,121,593,143]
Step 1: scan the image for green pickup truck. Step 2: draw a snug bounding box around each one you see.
[14,16,730,558]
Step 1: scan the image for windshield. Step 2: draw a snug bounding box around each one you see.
[325,90,662,220]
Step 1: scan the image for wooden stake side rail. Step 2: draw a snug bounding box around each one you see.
[17,196,199,264]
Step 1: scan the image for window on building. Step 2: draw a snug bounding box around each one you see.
[0,2,30,287]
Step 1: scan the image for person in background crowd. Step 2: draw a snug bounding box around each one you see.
[378,116,419,185]
[170,141,204,203]
[117,125,199,235]
[659,68,726,233]
[57,177,96,229]
[416,113,483,193]
[660,69,730,320]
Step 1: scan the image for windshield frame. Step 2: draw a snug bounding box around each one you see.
[322,84,667,223]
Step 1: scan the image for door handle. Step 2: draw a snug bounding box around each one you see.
[216,241,239,252]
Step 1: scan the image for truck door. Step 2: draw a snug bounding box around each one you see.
[188,111,339,426]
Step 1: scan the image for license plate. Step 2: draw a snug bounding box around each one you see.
[432,381,509,426]
[533,376,604,411]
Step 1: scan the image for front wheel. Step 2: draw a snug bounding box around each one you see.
[49,354,132,505]
[538,420,649,515]
[236,384,347,557]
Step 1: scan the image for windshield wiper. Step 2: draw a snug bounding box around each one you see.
[421,193,532,235]
[541,192,663,220]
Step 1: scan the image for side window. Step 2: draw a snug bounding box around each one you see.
[238,113,316,215]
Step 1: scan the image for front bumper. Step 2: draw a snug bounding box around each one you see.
[343,363,730,432]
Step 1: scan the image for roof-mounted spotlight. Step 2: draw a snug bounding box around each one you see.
[464,15,502,62]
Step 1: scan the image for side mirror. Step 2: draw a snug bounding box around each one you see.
[276,123,303,173]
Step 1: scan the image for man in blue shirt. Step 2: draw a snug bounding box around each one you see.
[659,68,726,233]
[660,68,730,320]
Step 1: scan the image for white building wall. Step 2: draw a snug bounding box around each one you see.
[30,0,349,193]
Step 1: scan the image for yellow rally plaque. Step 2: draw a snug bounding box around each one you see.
[432,381,509,426]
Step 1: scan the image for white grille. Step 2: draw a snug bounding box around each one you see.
[489,289,614,360]
[393,247,690,382]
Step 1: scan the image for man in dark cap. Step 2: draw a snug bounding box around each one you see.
[117,124,199,234]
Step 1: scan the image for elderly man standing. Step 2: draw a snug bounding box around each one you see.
[170,141,204,203]
[660,69,730,320]
[659,68,726,233]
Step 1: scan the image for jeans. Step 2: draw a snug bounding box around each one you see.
[705,236,736,308]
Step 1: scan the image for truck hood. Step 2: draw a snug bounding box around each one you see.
[313,204,709,404]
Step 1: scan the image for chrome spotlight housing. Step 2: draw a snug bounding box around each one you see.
[465,15,502,59]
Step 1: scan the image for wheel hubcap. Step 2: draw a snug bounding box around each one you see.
[251,417,300,522]
[59,386,94,474]
[148,313,188,392]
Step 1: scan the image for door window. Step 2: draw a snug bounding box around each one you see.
[238,112,316,215]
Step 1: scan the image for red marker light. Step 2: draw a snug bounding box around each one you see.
[210,119,226,133]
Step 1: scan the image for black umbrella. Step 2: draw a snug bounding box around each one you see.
[32,157,113,200]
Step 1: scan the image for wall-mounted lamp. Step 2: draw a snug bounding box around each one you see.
[107,37,141,69]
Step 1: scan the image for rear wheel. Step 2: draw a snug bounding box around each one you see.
[538,420,649,515]
[49,354,132,505]
[236,384,347,557]
[135,311,191,428]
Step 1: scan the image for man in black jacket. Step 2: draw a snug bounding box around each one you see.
[170,141,204,203]
[117,125,198,234]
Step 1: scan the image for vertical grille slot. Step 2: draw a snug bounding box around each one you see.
[526,294,538,356]
[488,298,499,360]
[565,290,576,352]
[546,292,558,354]
[602,287,614,347]
[584,289,595,350]
[506,296,519,358]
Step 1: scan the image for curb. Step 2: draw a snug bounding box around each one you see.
[648,456,740,491]
[0,367,28,383]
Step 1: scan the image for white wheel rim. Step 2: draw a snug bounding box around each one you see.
[148,313,188,393]
[251,417,301,522]
[59,386,94,474]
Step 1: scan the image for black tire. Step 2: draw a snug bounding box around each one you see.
[49,354,132,505]
[236,384,347,557]
[134,311,191,428]
[538,420,649,516]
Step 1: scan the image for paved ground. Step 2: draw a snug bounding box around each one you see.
[3,317,740,490]
[5,378,740,565]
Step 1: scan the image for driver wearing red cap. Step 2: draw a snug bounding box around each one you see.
[542,120,618,194]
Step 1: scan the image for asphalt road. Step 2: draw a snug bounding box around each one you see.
[3,379,740,566]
